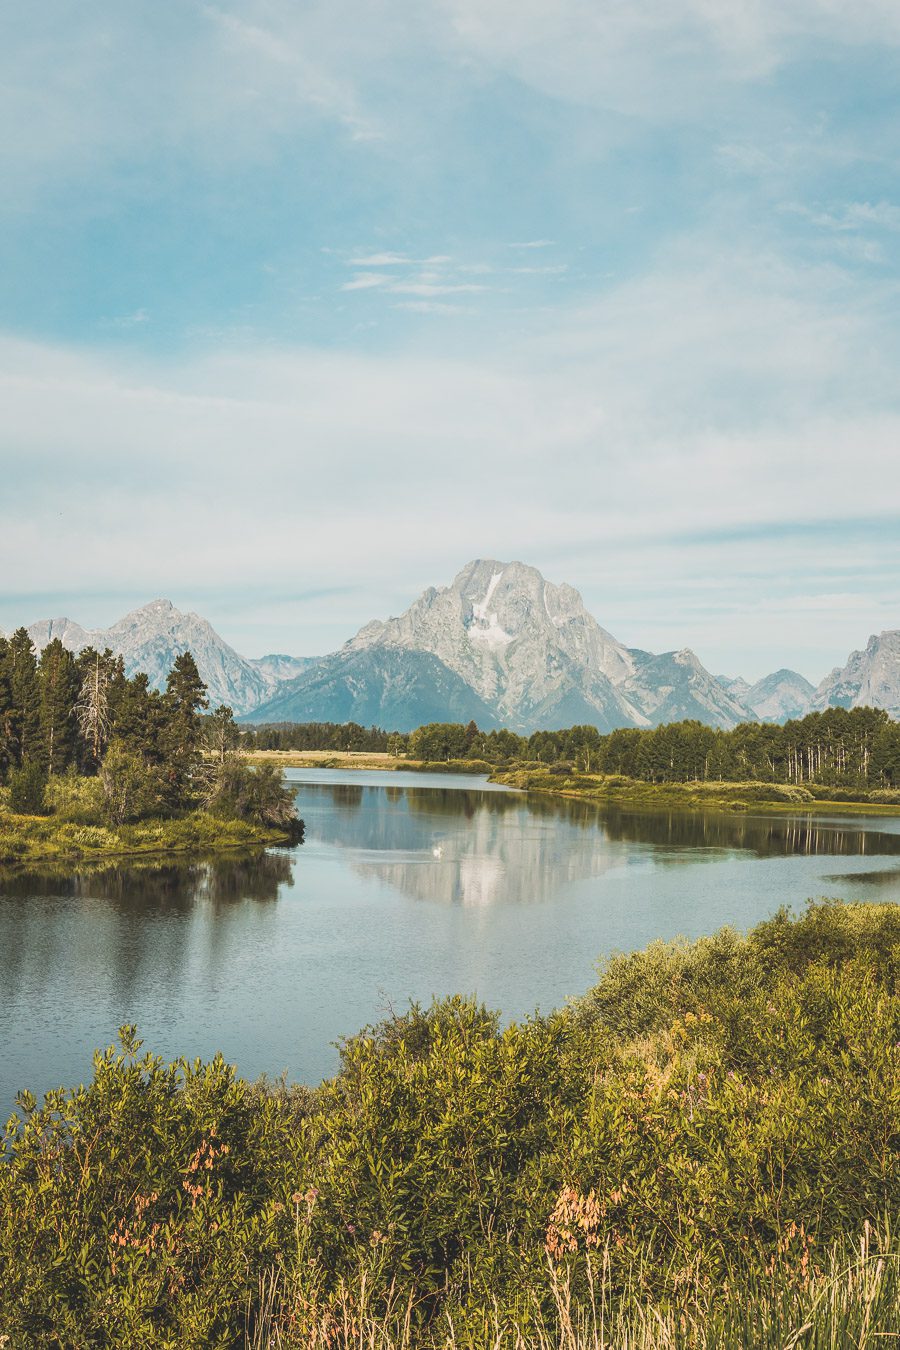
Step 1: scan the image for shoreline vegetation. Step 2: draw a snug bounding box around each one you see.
[0,634,303,867]
[3,901,900,1346]
[490,766,900,816]
[240,707,900,817]
[240,747,900,815]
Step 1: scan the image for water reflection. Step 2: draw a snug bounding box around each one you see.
[0,850,296,1009]
[598,809,900,858]
[0,849,294,909]
[295,783,900,908]
[3,776,900,1119]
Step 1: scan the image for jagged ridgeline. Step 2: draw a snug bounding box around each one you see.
[11,561,900,731]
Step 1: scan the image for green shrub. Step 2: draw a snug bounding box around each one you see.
[2,902,900,1344]
[204,757,303,839]
[8,760,49,815]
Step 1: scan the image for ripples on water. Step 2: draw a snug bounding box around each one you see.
[2,771,899,1115]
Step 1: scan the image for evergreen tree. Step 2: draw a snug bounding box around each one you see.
[7,628,41,768]
[38,639,79,775]
[0,634,12,782]
[160,651,208,808]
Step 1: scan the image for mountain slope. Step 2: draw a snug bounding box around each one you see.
[811,631,900,718]
[246,647,500,732]
[744,669,815,723]
[621,649,751,729]
[26,600,277,714]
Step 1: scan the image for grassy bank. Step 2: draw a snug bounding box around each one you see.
[0,776,298,866]
[3,900,900,1346]
[492,766,900,815]
[242,750,493,774]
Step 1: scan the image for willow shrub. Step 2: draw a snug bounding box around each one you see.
[2,902,899,1346]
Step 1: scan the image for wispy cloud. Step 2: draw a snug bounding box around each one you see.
[348,253,411,266]
[341,272,390,291]
[783,199,900,233]
[394,301,472,315]
[101,308,150,328]
[390,281,487,296]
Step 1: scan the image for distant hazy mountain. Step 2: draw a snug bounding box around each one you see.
[621,648,751,728]
[249,653,317,684]
[249,560,751,732]
[27,600,279,714]
[811,631,900,719]
[743,669,816,723]
[248,647,500,731]
[17,571,900,733]
[716,674,752,703]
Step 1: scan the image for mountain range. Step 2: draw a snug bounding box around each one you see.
[8,560,900,732]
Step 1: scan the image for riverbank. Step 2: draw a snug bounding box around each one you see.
[3,900,899,1347]
[242,748,493,773]
[0,805,297,865]
[244,750,900,815]
[491,765,900,815]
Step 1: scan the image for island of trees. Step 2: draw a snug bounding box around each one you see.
[0,630,301,861]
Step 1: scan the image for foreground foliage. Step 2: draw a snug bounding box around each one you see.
[2,902,900,1346]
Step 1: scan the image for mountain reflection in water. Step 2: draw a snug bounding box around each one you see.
[297,782,900,908]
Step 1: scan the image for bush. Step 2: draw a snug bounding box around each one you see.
[2,903,900,1344]
[8,760,49,815]
[204,757,303,839]
[100,739,166,824]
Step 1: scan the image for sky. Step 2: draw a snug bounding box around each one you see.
[2,0,899,682]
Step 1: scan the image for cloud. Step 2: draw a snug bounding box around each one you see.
[509,265,568,275]
[442,0,900,117]
[341,272,390,290]
[388,281,488,296]
[784,199,900,233]
[3,231,900,668]
[348,253,412,266]
[394,301,472,314]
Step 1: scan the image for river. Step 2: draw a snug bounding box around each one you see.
[2,768,900,1117]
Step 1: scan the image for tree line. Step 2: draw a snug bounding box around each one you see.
[0,630,297,831]
[246,708,900,789]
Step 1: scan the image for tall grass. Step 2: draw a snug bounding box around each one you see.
[247,1225,900,1348]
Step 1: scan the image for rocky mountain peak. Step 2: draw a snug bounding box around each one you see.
[343,558,641,730]
[812,629,900,716]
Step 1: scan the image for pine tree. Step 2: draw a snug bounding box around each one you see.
[7,628,41,768]
[160,651,209,808]
[38,639,80,775]
[0,635,12,781]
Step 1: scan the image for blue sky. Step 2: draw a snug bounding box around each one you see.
[2,0,899,681]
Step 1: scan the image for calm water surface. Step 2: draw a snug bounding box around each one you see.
[3,768,900,1116]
